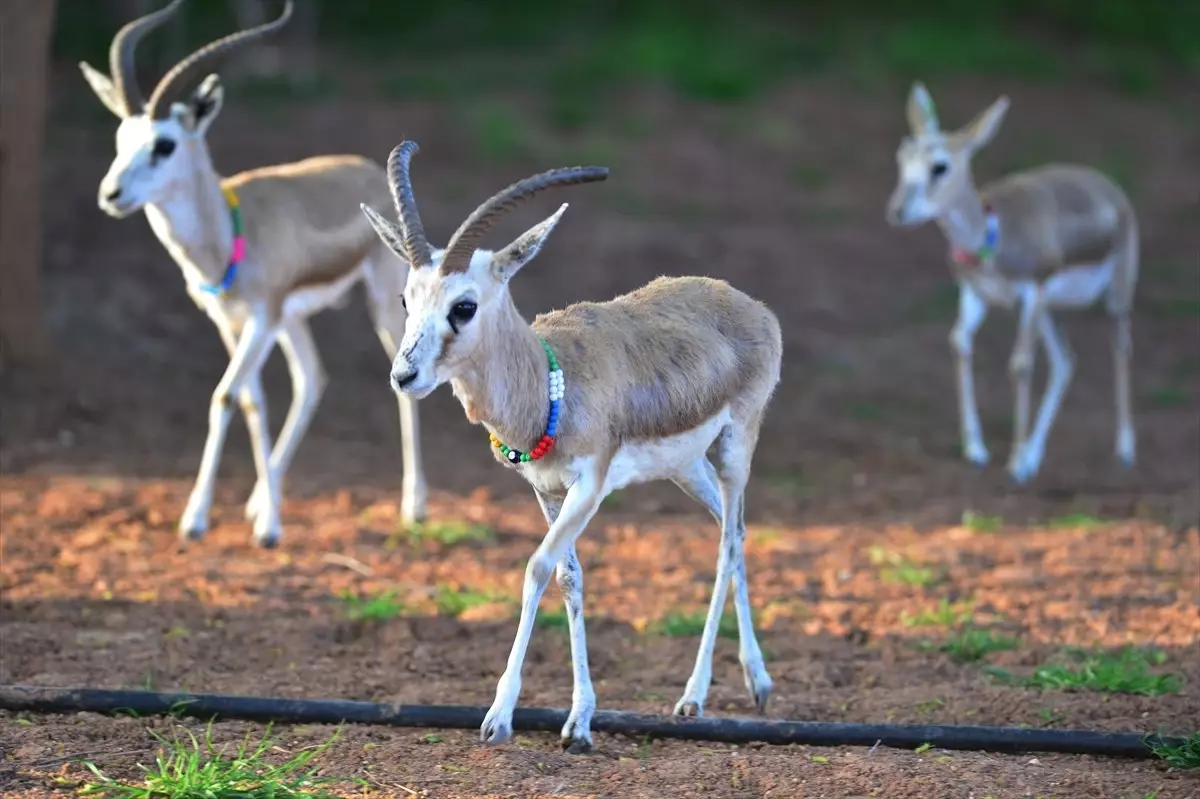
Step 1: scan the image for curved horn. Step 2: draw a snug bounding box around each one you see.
[438,166,609,275]
[146,0,294,119]
[386,141,433,269]
[108,0,186,116]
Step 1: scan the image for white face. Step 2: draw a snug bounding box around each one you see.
[389,251,492,399]
[99,112,194,218]
[377,204,569,399]
[886,133,961,227]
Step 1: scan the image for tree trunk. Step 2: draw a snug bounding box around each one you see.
[0,0,59,369]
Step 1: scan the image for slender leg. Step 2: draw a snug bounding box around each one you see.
[672,458,771,712]
[1112,313,1136,467]
[1010,311,1075,483]
[367,273,427,525]
[481,465,608,746]
[244,319,328,524]
[950,282,991,466]
[1007,286,1042,483]
[180,312,279,544]
[535,491,596,753]
[674,424,755,717]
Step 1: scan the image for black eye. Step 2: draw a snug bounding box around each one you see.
[152,138,176,159]
[448,300,477,333]
[930,162,949,179]
[400,296,407,311]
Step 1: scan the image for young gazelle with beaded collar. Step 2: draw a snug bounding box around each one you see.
[886,82,1140,484]
[79,0,429,546]
[361,141,783,752]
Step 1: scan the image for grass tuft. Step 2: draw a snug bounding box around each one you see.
[433,585,509,617]
[338,589,405,622]
[1148,731,1200,770]
[961,511,1003,533]
[902,598,975,628]
[650,609,739,640]
[79,722,354,798]
[868,547,943,588]
[934,627,1019,663]
[989,647,1181,696]
[403,520,493,547]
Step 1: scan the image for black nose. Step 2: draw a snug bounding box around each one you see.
[104,187,122,202]
[391,369,418,389]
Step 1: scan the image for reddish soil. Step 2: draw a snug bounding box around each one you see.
[1,59,1198,797]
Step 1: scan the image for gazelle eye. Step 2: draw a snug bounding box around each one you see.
[930,162,949,179]
[152,138,176,160]
[448,300,477,334]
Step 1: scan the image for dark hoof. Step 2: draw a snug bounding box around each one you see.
[674,701,701,717]
[181,527,205,542]
[561,737,593,755]
[254,533,280,549]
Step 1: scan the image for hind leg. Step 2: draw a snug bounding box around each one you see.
[364,256,428,524]
[1112,312,1135,467]
[672,420,766,716]
[672,457,772,713]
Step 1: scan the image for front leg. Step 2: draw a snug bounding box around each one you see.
[1007,286,1043,484]
[950,282,990,466]
[180,311,278,544]
[482,467,607,747]
[536,490,596,753]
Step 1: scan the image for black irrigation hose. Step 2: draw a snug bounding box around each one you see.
[0,685,1181,760]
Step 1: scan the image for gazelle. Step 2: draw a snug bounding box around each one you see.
[886,82,1139,484]
[80,0,427,546]
[360,141,782,751]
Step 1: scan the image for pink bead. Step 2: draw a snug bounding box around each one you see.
[231,237,246,263]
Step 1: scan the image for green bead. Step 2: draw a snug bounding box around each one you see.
[521,452,530,462]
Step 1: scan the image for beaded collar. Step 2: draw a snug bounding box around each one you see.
[950,204,999,267]
[199,185,245,297]
[489,338,563,464]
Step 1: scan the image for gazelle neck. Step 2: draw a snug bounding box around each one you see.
[450,292,551,454]
[143,140,233,289]
[935,175,991,255]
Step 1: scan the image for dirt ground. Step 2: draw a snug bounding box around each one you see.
[1,59,1198,797]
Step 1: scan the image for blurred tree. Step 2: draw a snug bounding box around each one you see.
[0,0,59,369]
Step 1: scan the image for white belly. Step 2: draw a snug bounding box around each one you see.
[605,407,731,492]
[281,264,364,321]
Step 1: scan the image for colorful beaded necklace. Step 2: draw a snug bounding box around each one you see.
[949,203,1000,267]
[199,185,245,297]
[489,338,563,464]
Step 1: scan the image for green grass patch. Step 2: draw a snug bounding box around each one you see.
[78,723,355,799]
[338,588,405,622]
[1148,731,1200,770]
[904,281,960,325]
[989,647,1181,696]
[961,510,1003,533]
[932,627,1019,663]
[868,547,943,588]
[902,598,975,628]
[1146,385,1191,409]
[433,585,510,617]
[1045,512,1109,530]
[536,606,571,630]
[651,609,739,640]
[403,519,493,547]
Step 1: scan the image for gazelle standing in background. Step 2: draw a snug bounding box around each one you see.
[80,0,427,546]
[361,141,781,752]
[886,82,1140,484]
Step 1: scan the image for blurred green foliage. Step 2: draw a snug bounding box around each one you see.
[54,0,1199,101]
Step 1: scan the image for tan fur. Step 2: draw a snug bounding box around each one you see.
[887,82,1140,483]
[366,148,783,747]
[80,7,428,544]
[452,275,782,471]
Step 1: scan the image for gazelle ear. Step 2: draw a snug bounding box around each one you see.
[361,204,411,264]
[961,95,1010,152]
[906,81,939,135]
[180,74,225,134]
[490,203,568,283]
[79,61,128,118]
